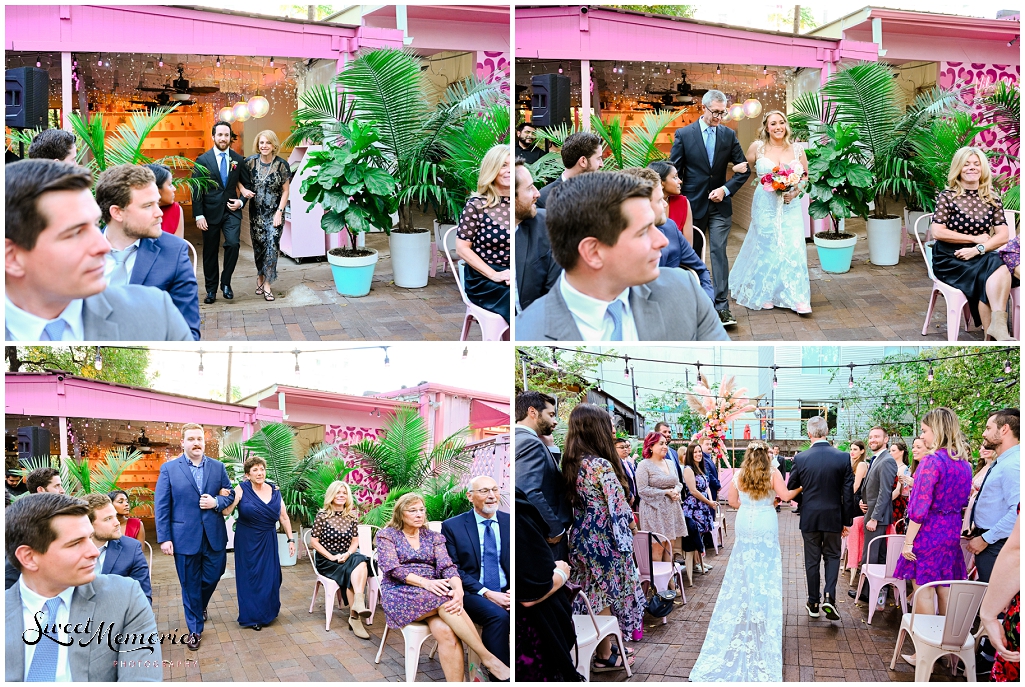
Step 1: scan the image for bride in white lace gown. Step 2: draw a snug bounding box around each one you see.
[689,442,803,682]
[729,111,812,314]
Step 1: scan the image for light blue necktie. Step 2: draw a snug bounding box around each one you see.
[482,520,501,590]
[41,319,67,342]
[219,152,228,187]
[704,126,716,167]
[26,596,62,681]
[108,245,137,287]
[606,300,625,341]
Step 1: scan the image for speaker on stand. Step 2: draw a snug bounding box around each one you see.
[6,66,51,159]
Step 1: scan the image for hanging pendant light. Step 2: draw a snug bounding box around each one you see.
[247,93,270,118]
[218,106,236,123]
[729,103,745,121]
[742,98,763,118]
[233,100,252,122]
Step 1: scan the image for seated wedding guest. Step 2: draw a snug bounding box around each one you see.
[515,487,578,681]
[456,144,511,326]
[636,431,688,563]
[537,131,603,209]
[5,493,161,681]
[999,235,1019,279]
[442,476,510,667]
[376,492,509,681]
[648,160,696,251]
[238,130,290,302]
[308,481,372,638]
[514,159,560,313]
[979,514,1020,682]
[682,441,717,576]
[962,442,997,534]
[930,146,1015,340]
[108,489,146,545]
[563,404,644,673]
[965,408,1019,583]
[146,163,184,238]
[615,437,639,510]
[95,164,201,340]
[27,128,76,163]
[5,160,192,341]
[84,493,151,603]
[26,467,64,494]
[621,166,713,301]
[516,172,729,341]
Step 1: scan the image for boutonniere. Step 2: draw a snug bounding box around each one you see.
[230,160,238,172]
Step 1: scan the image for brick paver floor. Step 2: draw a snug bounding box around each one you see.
[150,537,449,681]
[591,505,966,682]
[723,218,995,342]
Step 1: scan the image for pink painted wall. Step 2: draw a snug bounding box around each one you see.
[322,424,390,507]
[939,62,1020,180]
[835,26,1019,66]
[361,6,509,54]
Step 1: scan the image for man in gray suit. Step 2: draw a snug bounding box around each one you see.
[516,172,729,341]
[850,426,897,604]
[5,159,191,341]
[6,493,161,682]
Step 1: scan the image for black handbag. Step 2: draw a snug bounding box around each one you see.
[645,588,677,617]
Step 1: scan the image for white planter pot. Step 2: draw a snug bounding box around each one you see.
[390,229,432,288]
[867,216,903,266]
[907,210,929,243]
[278,532,297,567]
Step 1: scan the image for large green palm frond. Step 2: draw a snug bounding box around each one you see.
[889,83,967,161]
[239,422,300,491]
[622,109,681,168]
[425,426,471,480]
[350,407,431,490]
[283,85,355,149]
[69,112,108,174]
[87,446,143,494]
[982,80,1020,144]
[104,105,178,167]
[438,102,510,207]
[820,62,902,163]
[789,91,836,141]
[591,115,625,169]
[526,152,566,186]
[908,112,994,209]
[533,122,580,149]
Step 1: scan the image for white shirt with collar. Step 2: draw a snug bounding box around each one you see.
[195,147,233,221]
[5,296,85,341]
[95,542,108,573]
[19,578,75,681]
[472,509,507,595]
[699,117,730,197]
[558,273,638,341]
[102,238,142,284]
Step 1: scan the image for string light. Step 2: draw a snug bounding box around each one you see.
[383,349,390,367]
[216,56,221,68]
[716,63,721,75]
[94,347,103,371]
[197,349,205,376]
[771,364,778,388]
[158,55,163,67]
[292,348,301,376]
[1005,359,1012,374]
[462,347,468,360]
[623,355,631,380]
[269,56,275,68]
[558,63,564,74]
[848,363,855,388]
[927,360,934,382]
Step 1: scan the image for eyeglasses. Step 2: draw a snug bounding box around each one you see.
[472,487,501,496]
[705,106,728,118]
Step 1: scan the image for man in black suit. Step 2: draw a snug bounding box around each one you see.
[787,417,854,620]
[700,434,722,502]
[537,131,603,209]
[515,391,572,560]
[515,122,543,165]
[669,89,751,327]
[85,493,152,603]
[514,160,560,313]
[442,476,510,666]
[192,121,252,303]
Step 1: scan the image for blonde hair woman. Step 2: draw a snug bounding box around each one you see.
[455,143,511,325]
[689,442,801,681]
[929,146,1014,340]
[308,480,373,638]
[892,408,973,660]
[238,129,290,301]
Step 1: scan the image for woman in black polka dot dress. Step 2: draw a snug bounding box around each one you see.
[455,144,511,326]
[930,147,1015,340]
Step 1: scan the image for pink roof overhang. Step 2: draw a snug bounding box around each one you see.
[360,4,509,55]
[5,372,281,426]
[375,382,510,407]
[5,4,405,57]
[515,5,878,67]
[469,399,511,429]
[245,384,414,426]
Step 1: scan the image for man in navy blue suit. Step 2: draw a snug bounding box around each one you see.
[95,164,201,340]
[700,434,722,502]
[441,475,510,666]
[84,493,152,603]
[154,423,233,650]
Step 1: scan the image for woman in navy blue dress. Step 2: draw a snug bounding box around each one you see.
[224,457,296,630]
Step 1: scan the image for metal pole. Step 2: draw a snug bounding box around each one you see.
[225,346,233,402]
[521,355,528,391]
[630,365,638,435]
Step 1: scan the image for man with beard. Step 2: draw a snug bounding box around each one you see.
[6,471,28,497]
[515,391,572,559]
[95,165,200,339]
[700,434,722,503]
[966,408,1019,582]
[851,426,895,604]
[515,122,543,164]
[514,159,560,313]
[442,475,510,667]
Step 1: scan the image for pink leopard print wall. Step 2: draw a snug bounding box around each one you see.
[477,50,509,95]
[938,62,1020,180]
[324,424,389,506]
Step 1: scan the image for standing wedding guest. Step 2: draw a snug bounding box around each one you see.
[515,391,572,560]
[515,488,578,681]
[893,408,973,647]
[376,493,509,682]
[563,404,644,673]
[853,426,898,605]
[221,456,295,631]
[699,434,723,503]
[980,514,1020,682]
[456,144,511,325]
[109,489,146,545]
[930,146,1014,340]
[963,443,998,534]
[514,159,560,313]
[648,160,694,247]
[154,423,234,650]
[965,408,1019,582]
[6,471,28,497]
[308,481,372,637]
[238,130,289,302]
[849,440,868,497]
[27,128,76,163]
[537,131,603,209]
[515,122,543,165]
[890,440,911,534]
[636,432,688,564]
[146,163,184,238]
[682,442,717,576]
[615,437,639,510]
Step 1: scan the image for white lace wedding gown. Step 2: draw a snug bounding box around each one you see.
[729,142,812,313]
[689,471,783,682]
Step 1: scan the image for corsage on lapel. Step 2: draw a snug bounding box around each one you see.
[230,160,238,172]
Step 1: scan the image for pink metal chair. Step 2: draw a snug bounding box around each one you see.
[1004,210,1020,340]
[358,524,382,626]
[429,220,455,278]
[571,589,633,680]
[442,225,509,341]
[303,530,345,631]
[854,533,909,625]
[633,530,686,625]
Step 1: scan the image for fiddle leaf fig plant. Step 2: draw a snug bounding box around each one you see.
[805,122,873,237]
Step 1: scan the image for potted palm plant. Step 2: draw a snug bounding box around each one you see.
[15,446,146,501]
[534,109,682,172]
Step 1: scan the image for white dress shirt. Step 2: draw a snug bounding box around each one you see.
[19,578,75,681]
[559,273,638,341]
[194,147,232,221]
[699,117,730,197]
[5,296,85,341]
[473,509,507,594]
[96,542,108,573]
[103,238,142,284]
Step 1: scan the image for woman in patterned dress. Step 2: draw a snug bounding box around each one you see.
[930,147,1015,340]
[562,404,645,674]
[455,144,511,325]
[890,440,911,534]
[682,442,717,576]
[239,130,290,301]
[981,513,1020,682]
[635,431,689,563]
[376,492,509,682]
[308,481,372,638]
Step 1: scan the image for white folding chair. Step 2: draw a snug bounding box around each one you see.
[633,530,686,625]
[571,589,632,681]
[442,225,509,342]
[184,239,199,277]
[693,227,709,265]
[142,541,153,580]
[854,534,909,624]
[303,530,345,631]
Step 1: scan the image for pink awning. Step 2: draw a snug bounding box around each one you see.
[469,399,510,429]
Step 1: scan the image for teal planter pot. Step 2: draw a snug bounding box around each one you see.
[813,232,857,274]
[327,248,378,297]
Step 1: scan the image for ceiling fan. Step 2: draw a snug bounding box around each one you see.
[138,63,219,103]
[113,427,170,454]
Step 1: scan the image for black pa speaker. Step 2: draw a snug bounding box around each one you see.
[531,73,571,128]
[6,67,50,129]
[18,426,52,462]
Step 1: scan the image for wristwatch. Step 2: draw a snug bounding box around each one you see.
[976,243,986,254]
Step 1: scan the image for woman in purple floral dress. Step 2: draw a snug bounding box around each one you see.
[376,492,510,681]
[562,404,645,674]
[894,409,972,637]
